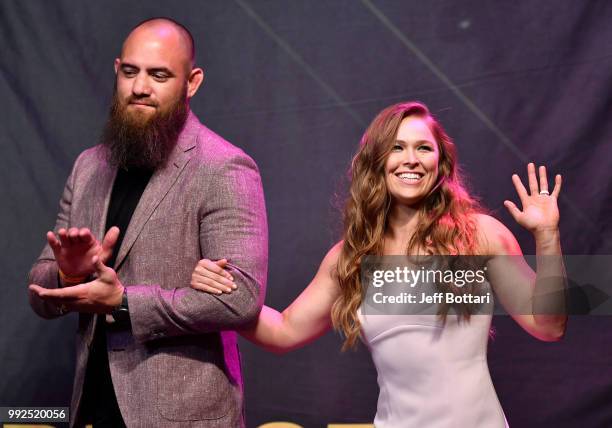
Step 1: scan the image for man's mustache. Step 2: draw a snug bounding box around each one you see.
[125,96,158,107]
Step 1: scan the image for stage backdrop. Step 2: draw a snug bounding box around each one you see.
[2,1,612,427]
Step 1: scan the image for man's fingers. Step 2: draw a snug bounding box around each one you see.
[29,284,46,296]
[92,255,109,277]
[78,228,94,245]
[58,228,71,247]
[29,283,85,300]
[59,227,80,245]
[102,227,120,250]
[46,231,61,252]
[100,227,120,262]
[92,255,118,286]
[68,227,80,244]
[56,227,96,247]
[29,285,89,313]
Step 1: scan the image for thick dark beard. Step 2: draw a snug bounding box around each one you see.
[101,88,189,171]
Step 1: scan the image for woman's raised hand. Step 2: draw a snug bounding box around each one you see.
[191,258,237,294]
[504,163,561,234]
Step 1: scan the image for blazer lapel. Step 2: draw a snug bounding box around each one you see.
[90,155,117,242]
[113,112,199,270]
[81,152,116,347]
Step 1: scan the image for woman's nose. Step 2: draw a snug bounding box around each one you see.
[401,149,418,166]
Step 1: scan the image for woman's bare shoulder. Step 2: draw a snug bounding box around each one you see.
[472,213,521,255]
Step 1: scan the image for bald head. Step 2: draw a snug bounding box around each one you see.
[122,18,195,73]
[113,17,204,124]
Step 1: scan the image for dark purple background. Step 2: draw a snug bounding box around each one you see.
[2,1,612,427]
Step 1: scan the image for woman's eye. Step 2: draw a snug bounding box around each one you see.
[392,144,403,151]
[418,145,433,151]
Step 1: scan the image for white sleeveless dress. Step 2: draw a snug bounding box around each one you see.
[358,310,509,427]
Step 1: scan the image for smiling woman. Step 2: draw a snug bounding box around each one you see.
[190,101,567,427]
[385,116,440,205]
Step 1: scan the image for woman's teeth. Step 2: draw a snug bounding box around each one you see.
[397,173,422,181]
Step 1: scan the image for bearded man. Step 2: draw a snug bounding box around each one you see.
[27,18,267,428]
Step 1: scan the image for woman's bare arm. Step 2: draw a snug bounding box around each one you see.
[479,163,567,341]
[191,243,343,353]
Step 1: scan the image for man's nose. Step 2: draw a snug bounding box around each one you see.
[132,73,151,96]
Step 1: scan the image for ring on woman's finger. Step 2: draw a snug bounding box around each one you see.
[539,190,550,195]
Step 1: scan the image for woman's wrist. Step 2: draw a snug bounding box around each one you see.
[533,228,561,252]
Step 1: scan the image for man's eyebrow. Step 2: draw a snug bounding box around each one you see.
[147,67,175,77]
[120,63,138,70]
[119,64,175,77]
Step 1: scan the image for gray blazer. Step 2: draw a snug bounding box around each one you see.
[28,112,268,427]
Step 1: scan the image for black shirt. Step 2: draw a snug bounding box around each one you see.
[80,167,152,427]
[104,167,153,267]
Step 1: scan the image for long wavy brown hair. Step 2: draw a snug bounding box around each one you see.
[331,101,483,350]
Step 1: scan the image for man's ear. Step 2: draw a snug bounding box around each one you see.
[114,58,121,75]
[187,67,204,99]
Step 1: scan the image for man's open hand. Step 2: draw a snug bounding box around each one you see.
[29,255,124,314]
[47,226,120,278]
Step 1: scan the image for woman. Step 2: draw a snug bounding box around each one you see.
[191,102,566,427]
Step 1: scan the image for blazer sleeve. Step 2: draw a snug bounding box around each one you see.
[27,153,81,319]
[127,152,268,343]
